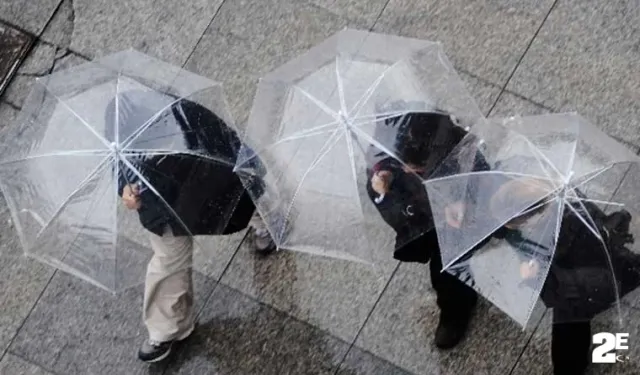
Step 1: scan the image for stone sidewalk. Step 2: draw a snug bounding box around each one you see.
[0,1,639,374]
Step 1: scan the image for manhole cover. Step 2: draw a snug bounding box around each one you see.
[0,21,34,97]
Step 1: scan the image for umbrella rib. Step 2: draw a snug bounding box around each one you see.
[427,170,559,184]
[567,162,635,192]
[565,124,579,185]
[279,128,344,241]
[349,110,410,126]
[567,196,625,207]
[521,196,563,326]
[112,153,118,291]
[123,149,235,168]
[563,198,603,241]
[347,61,399,118]
[235,123,339,168]
[0,150,111,166]
[115,73,120,145]
[344,129,366,223]
[120,86,214,149]
[33,154,112,240]
[293,86,339,121]
[513,132,565,185]
[563,196,624,325]
[335,57,348,115]
[441,189,562,270]
[47,88,111,148]
[347,124,411,171]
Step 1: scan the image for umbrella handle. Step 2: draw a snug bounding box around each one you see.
[374,194,385,204]
[136,180,148,194]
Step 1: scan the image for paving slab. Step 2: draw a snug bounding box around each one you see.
[0,354,55,375]
[489,91,551,118]
[0,42,87,108]
[512,306,640,375]
[507,0,640,147]
[0,0,60,35]
[219,237,397,343]
[0,102,19,132]
[353,262,535,375]
[0,21,34,98]
[8,270,215,375]
[307,0,388,25]
[337,346,417,375]
[185,0,362,129]
[163,284,349,375]
[39,0,73,50]
[0,193,54,356]
[373,0,555,84]
[45,0,223,65]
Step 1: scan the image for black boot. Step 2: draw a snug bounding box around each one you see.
[433,313,471,350]
[429,243,478,349]
[552,319,591,375]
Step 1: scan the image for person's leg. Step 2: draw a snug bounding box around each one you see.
[551,313,591,375]
[139,226,194,362]
[249,210,277,253]
[428,236,477,349]
[249,201,294,254]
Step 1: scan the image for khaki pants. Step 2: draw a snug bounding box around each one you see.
[144,226,195,342]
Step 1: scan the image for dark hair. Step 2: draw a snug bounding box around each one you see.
[393,112,465,167]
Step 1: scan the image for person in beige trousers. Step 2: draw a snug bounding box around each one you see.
[110,90,276,363]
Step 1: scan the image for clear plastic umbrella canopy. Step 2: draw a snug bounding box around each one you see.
[425,113,640,328]
[235,28,485,263]
[0,49,243,293]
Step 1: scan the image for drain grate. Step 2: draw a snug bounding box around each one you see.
[0,21,35,98]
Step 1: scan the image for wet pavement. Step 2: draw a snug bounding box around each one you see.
[1,1,640,374]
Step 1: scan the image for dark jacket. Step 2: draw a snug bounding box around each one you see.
[107,91,264,237]
[365,112,490,263]
[539,201,640,321]
[481,194,640,321]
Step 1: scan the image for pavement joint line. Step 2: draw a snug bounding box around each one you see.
[0,18,38,39]
[5,349,63,375]
[506,309,548,375]
[38,0,65,39]
[180,0,227,69]
[332,261,401,375]
[330,3,412,373]
[193,229,250,321]
[0,269,57,367]
[0,100,21,111]
[486,0,559,117]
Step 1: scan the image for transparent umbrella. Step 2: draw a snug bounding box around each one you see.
[425,113,640,328]
[0,49,246,293]
[235,28,486,263]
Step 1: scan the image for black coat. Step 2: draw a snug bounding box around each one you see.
[106,91,264,237]
[539,201,640,320]
[365,112,490,263]
[478,192,640,321]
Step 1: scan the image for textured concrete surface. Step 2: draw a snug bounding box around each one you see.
[0,0,639,374]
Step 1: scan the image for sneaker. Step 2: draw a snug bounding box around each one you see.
[138,327,194,363]
[433,312,473,350]
[138,339,173,363]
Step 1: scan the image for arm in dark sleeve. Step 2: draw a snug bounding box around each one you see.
[541,266,616,318]
[366,176,410,232]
